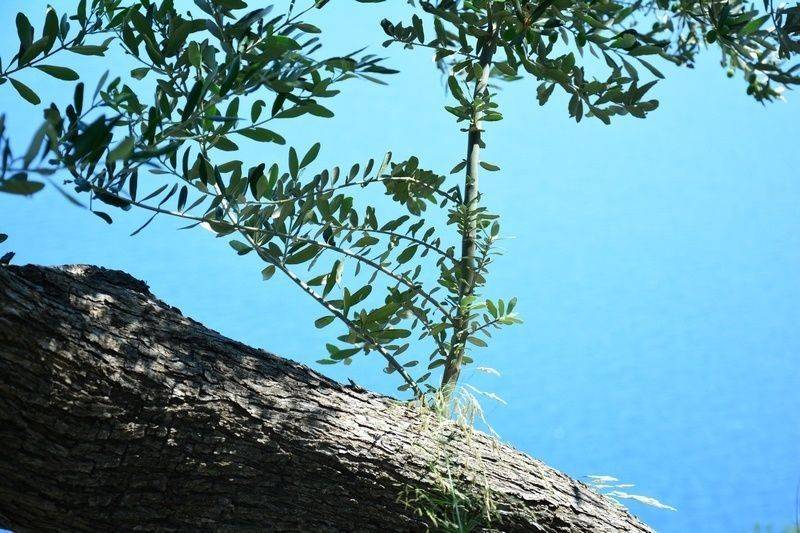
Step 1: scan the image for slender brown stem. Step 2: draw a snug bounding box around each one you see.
[440,19,497,398]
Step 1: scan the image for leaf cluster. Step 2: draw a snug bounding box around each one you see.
[0,0,523,398]
[0,0,796,400]
[379,0,800,125]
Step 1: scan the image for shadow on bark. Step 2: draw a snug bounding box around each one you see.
[0,264,652,532]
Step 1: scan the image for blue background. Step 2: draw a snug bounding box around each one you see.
[1,2,798,531]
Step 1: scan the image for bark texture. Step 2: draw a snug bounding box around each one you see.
[0,264,652,532]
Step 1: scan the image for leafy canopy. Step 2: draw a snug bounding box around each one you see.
[0,0,797,401]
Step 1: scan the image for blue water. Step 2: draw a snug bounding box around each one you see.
[1,2,798,531]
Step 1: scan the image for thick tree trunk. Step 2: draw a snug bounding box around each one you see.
[0,264,652,532]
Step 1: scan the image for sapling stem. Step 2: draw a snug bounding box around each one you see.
[441,20,496,400]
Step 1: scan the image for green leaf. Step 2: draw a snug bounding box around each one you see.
[18,37,50,66]
[331,347,360,360]
[537,83,556,106]
[480,161,500,172]
[354,235,379,247]
[300,143,321,168]
[0,176,44,195]
[740,14,769,36]
[447,75,466,103]
[630,45,662,56]
[129,172,138,202]
[508,297,518,313]
[69,45,107,56]
[229,240,252,255]
[274,105,307,119]
[9,78,40,105]
[494,61,517,77]
[250,99,265,122]
[261,265,276,280]
[307,103,334,118]
[131,67,149,80]
[35,64,80,81]
[94,189,131,209]
[140,184,168,203]
[323,259,343,296]
[295,22,321,34]
[467,336,487,347]
[177,185,188,211]
[349,285,372,306]
[188,42,202,68]
[93,210,113,224]
[377,329,411,340]
[181,80,203,121]
[164,19,205,56]
[612,33,637,49]
[637,58,664,80]
[42,7,58,50]
[262,35,300,59]
[315,315,335,328]
[288,147,299,178]
[285,243,319,264]
[237,127,285,144]
[23,123,47,167]
[76,0,87,25]
[396,245,418,264]
[450,160,467,174]
[107,137,134,162]
[73,82,84,115]
[15,13,33,51]
[213,137,239,151]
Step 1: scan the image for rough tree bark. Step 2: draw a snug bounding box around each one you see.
[0,264,652,532]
